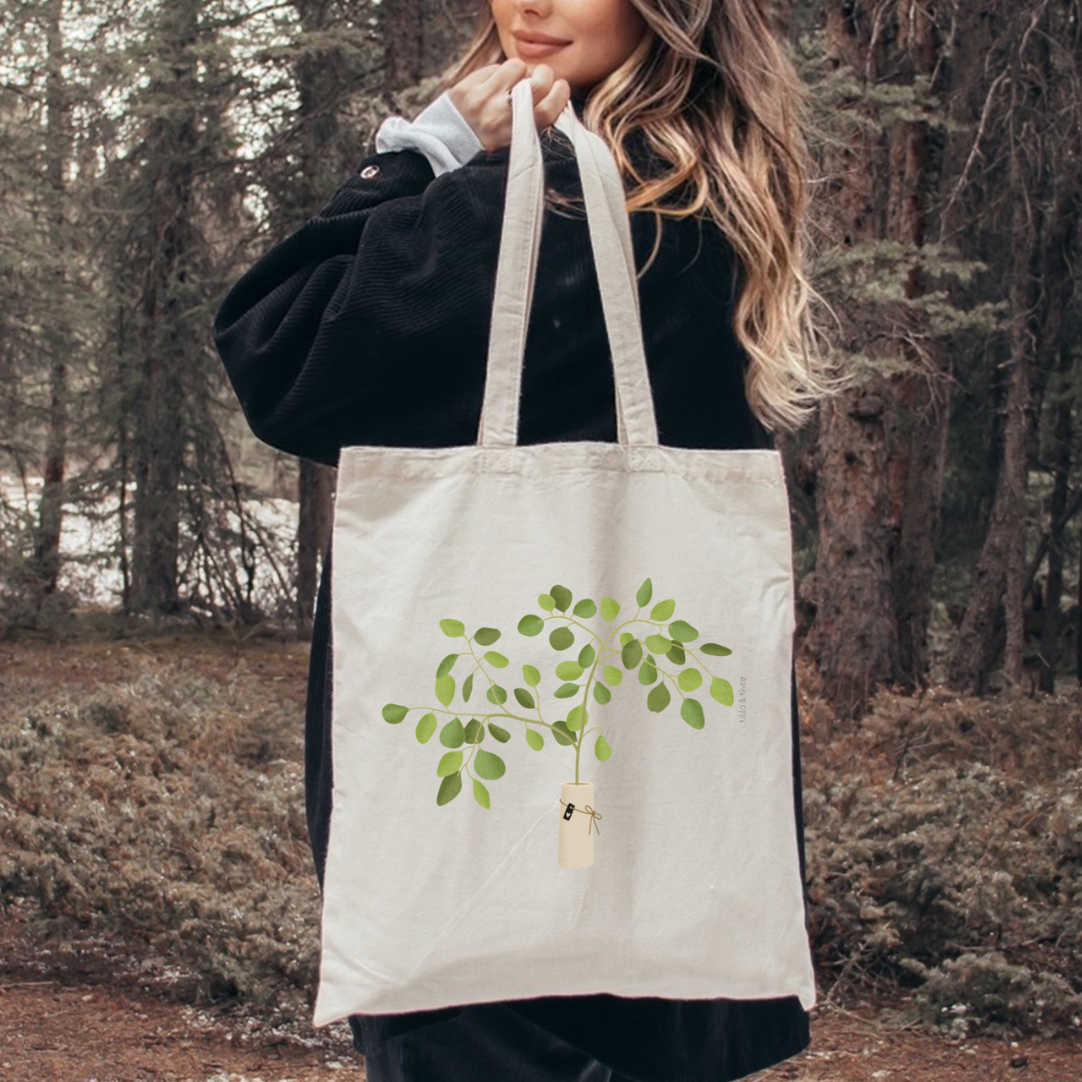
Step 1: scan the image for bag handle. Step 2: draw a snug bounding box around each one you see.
[476,78,659,448]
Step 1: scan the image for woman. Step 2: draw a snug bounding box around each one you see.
[214,0,841,1078]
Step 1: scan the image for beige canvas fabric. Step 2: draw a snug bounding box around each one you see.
[313,77,817,1027]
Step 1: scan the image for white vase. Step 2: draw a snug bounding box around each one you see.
[558,781,596,868]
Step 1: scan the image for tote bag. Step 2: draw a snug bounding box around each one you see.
[313,77,817,1026]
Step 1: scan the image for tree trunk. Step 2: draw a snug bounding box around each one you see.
[947,74,1038,693]
[297,458,334,633]
[1033,112,1081,690]
[946,9,1073,694]
[32,0,71,602]
[885,0,950,693]
[129,0,200,615]
[804,0,900,720]
[289,0,350,637]
[1077,507,1082,686]
[1041,344,1073,693]
[808,392,898,719]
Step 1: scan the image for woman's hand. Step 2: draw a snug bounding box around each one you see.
[448,59,572,152]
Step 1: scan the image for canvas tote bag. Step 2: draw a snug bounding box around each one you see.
[313,77,817,1027]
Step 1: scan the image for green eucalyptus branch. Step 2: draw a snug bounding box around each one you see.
[380,577,735,808]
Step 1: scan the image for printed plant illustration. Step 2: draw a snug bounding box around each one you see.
[380,577,735,809]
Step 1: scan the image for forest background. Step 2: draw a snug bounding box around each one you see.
[1,0,1081,1078]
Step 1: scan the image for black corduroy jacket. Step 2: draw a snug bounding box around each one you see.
[213,93,812,1082]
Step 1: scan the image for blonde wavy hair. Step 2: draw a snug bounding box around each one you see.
[442,0,850,435]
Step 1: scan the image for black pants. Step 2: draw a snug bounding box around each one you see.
[358,1002,639,1082]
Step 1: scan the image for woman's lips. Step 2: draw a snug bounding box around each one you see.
[515,38,570,58]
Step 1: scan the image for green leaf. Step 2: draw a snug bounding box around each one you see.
[440,618,465,637]
[603,665,623,686]
[645,634,673,654]
[647,681,671,712]
[382,703,408,724]
[681,698,705,729]
[619,632,634,647]
[566,704,588,731]
[668,619,699,642]
[525,728,544,751]
[435,674,455,707]
[650,598,675,621]
[595,734,612,761]
[555,659,583,680]
[462,671,474,701]
[436,653,458,678]
[573,598,597,618]
[678,669,703,691]
[464,718,485,744]
[518,614,544,636]
[474,626,501,645]
[439,717,465,747]
[474,749,506,780]
[601,596,620,621]
[551,721,576,746]
[554,682,580,698]
[472,778,491,809]
[538,593,556,612]
[710,677,734,706]
[486,684,508,705]
[550,584,572,612]
[513,687,535,708]
[437,771,462,805]
[522,664,541,687]
[668,644,687,665]
[488,722,511,743]
[549,626,574,651]
[701,643,732,656]
[636,577,653,607]
[415,712,437,743]
[437,750,463,776]
[621,638,642,669]
[578,644,596,668]
[593,682,611,704]
[484,650,509,668]
[639,655,658,685]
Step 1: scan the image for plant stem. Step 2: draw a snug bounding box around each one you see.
[420,705,558,731]
[571,610,646,781]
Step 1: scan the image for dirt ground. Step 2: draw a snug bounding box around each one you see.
[2,633,1081,1082]
[2,979,1081,1082]
[3,910,1081,1082]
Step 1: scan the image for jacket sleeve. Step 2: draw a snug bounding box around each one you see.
[375,90,485,177]
[212,145,506,467]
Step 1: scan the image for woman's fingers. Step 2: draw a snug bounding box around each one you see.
[450,58,573,151]
[479,57,528,101]
[533,73,572,127]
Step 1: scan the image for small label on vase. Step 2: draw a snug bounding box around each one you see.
[563,802,575,820]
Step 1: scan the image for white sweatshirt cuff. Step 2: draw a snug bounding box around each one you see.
[375,90,485,176]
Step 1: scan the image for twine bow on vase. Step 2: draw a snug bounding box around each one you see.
[559,797,603,836]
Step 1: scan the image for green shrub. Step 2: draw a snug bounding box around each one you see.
[0,662,317,1025]
[802,681,1082,1037]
